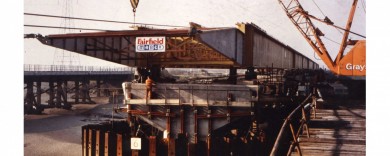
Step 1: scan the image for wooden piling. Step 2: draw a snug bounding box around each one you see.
[56,80,62,108]
[96,79,101,97]
[36,81,41,106]
[88,129,93,156]
[149,136,156,156]
[95,130,100,156]
[82,80,87,103]
[75,81,80,104]
[83,80,92,103]
[63,80,69,108]
[104,132,109,156]
[168,138,175,156]
[26,81,34,111]
[116,134,122,156]
[49,80,54,106]
[82,127,87,156]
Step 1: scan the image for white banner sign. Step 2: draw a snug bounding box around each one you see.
[135,37,166,52]
[130,137,142,150]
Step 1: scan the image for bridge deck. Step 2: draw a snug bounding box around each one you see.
[292,103,366,156]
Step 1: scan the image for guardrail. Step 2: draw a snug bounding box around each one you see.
[270,94,315,156]
[24,64,134,72]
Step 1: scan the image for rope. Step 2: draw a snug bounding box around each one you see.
[133,9,136,28]
[311,0,326,17]
[361,0,366,13]
[313,51,321,60]
[311,0,343,35]
[24,13,187,28]
[24,24,111,31]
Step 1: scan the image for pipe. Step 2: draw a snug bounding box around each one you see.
[270,94,312,156]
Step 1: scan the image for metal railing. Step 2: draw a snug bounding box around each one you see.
[125,84,257,107]
[24,64,134,72]
[270,94,315,156]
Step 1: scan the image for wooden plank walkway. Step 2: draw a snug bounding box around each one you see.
[291,103,366,156]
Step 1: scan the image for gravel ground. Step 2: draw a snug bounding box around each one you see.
[24,97,127,156]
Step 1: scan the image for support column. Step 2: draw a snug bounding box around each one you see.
[131,122,139,156]
[56,80,62,108]
[207,109,212,156]
[206,136,211,156]
[49,80,54,106]
[150,65,161,82]
[132,150,139,156]
[36,81,41,107]
[84,80,92,103]
[149,136,156,156]
[75,81,80,104]
[180,108,184,134]
[116,134,123,156]
[96,79,101,97]
[166,108,175,156]
[194,108,198,144]
[82,80,87,103]
[176,133,187,156]
[63,80,70,109]
[168,138,175,156]
[25,81,34,112]
[245,66,256,80]
[228,66,237,84]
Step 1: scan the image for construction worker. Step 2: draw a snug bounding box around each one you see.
[145,76,154,99]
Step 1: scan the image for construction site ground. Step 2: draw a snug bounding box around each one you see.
[24,97,123,156]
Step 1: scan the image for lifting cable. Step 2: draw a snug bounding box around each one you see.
[130,0,139,27]
[323,36,352,52]
[311,0,326,17]
[361,0,366,13]
[313,51,321,60]
[24,13,187,28]
[24,24,111,31]
[311,0,343,35]
[323,36,342,45]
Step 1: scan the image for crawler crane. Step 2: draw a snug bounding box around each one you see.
[278,0,366,77]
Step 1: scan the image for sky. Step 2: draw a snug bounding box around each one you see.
[23,0,366,69]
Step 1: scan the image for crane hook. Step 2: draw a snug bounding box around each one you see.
[130,0,139,27]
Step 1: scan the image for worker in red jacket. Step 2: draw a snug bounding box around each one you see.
[145,76,154,99]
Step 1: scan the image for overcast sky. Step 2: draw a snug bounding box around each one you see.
[24,0,366,68]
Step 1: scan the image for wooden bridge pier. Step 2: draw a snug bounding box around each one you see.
[81,79,93,104]
[96,79,101,97]
[49,80,54,106]
[24,66,135,114]
[36,81,41,107]
[24,79,98,114]
[75,80,80,104]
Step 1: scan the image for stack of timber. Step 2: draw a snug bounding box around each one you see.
[291,101,366,156]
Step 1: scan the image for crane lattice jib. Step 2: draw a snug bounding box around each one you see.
[278,0,335,71]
